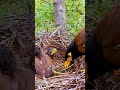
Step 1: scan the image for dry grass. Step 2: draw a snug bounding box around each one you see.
[35,27,85,90]
[35,27,120,90]
[91,72,120,90]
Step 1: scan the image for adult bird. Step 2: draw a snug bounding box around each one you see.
[64,29,85,68]
[86,5,120,89]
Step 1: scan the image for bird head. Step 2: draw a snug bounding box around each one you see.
[35,45,41,57]
[50,48,58,55]
[65,41,84,59]
[64,41,84,68]
[47,47,58,58]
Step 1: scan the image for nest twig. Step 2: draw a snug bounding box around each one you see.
[0,14,34,62]
[35,28,85,90]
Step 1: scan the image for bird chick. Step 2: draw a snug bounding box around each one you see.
[35,45,54,78]
[64,52,72,68]
[47,47,58,59]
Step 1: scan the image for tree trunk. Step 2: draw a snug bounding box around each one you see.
[54,0,67,30]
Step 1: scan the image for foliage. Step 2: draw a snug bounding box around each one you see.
[65,0,85,35]
[35,0,85,36]
[0,0,33,16]
[35,0,55,33]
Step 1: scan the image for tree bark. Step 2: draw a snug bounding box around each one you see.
[54,0,67,30]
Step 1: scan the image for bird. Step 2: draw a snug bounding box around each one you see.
[47,47,58,59]
[35,45,68,78]
[64,29,85,68]
[64,5,120,89]
[35,45,54,78]
[64,52,72,68]
[86,5,120,89]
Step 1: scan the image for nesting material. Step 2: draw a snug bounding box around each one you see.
[35,28,85,90]
[35,28,120,90]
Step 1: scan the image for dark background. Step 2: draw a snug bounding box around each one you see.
[0,0,35,90]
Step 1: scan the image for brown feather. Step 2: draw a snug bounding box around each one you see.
[74,29,85,54]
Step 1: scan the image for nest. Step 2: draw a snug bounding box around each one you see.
[35,27,85,90]
[91,72,120,90]
[0,14,34,66]
[35,27,120,90]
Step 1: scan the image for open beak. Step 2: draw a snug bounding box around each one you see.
[51,48,57,55]
[68,52,72,57]
[64,57,72,68]
[64,52,72,68]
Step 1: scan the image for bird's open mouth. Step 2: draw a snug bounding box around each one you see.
[51,48,58,55]
[64,57,72,68]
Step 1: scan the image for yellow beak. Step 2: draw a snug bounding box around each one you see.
[64,57,72,68]
[80,69,85,73]
[68,52,72,57]
[51,48,57,55]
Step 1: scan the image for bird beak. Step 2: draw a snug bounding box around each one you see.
[68,52,72,57]
[64,57,72,68]
[51,48,57,55]
[80,69,85,73]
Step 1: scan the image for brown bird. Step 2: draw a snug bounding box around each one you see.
[64,5,120,90]
[64,29,85,67]
[35,45,68,78]
[86,5,120,89]
[35,45,54,78]
[95,5,120,66]
[74,29,85,54]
